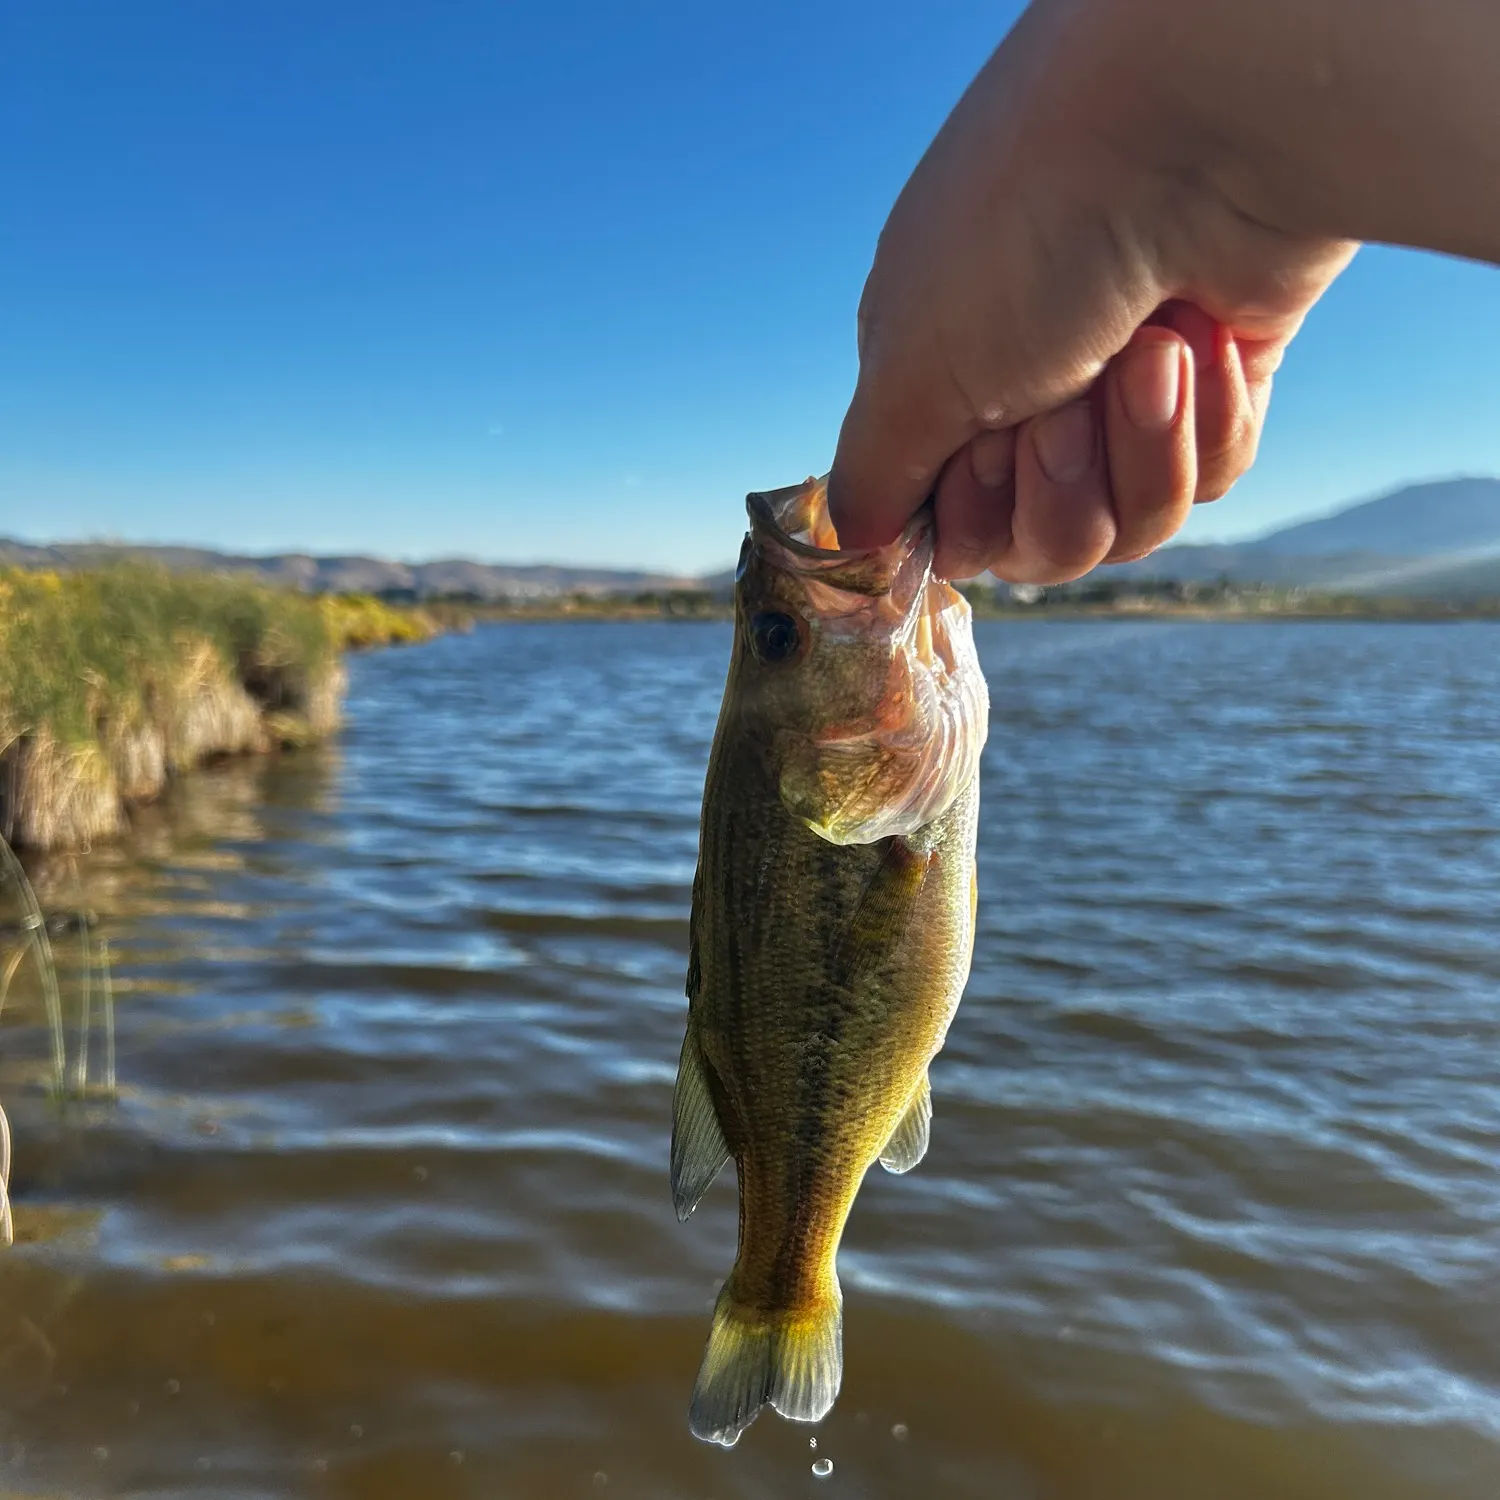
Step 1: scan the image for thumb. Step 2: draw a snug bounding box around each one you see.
[825,266,1132,551]
[826,330,981,550]
[823,0,1171,553]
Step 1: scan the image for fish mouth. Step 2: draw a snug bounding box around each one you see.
[744,475,932,594]
[739,477,986,847]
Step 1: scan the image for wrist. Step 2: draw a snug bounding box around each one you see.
[1068,0,1500,261]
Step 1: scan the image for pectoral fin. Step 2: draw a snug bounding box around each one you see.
[671,1026,730,1221]
[878,1072,931,1174]
[824,835,935,1002]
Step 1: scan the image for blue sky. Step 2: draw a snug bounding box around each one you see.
[4,1,1498,574]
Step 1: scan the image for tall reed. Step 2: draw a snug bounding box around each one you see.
[0,834,118,1248]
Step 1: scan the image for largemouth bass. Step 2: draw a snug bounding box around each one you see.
[672,474,988,1446]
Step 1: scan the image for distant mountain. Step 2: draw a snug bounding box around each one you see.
[1113,477,1500,594]
[8,476,1500,600]
[1244,477,1500,556]
[0,538,704,601]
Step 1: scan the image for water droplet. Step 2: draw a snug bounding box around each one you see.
[891,1422,909,1441]
[92,1446,109,1462]
[413,1166,429,1182]
[592,1473,608,1488]
[349,1424,364,1439]
[812,1457,834,1478]
[164,1379,180,1395]
[311,1457,329,1474]
[809,1437,817,1449]
[448,1450,465,1466]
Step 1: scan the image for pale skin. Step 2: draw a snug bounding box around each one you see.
[826,0,1500,582]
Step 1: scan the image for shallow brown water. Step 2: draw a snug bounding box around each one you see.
[2,620,1498,1499]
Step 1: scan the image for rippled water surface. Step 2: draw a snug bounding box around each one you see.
[3,620,1499,1499]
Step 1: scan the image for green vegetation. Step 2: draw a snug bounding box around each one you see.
[0,565,333,740]
[429,585,732,621]
[958,576,1500,619]
[321,591,460,648]
[423,577,1500,623]
[0,566,452,852]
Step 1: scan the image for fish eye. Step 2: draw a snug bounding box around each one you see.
[750,611,802,664]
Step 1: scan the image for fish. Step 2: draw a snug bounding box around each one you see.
[672,473,989,1447]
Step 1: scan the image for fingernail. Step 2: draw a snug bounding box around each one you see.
[1034,402,1096,484]
[969,429,1014,490]
[1121,338,1181,430]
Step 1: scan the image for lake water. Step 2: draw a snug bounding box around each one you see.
[2,620,1498,1499]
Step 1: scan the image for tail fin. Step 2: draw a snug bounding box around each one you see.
[688,1281,843,1447]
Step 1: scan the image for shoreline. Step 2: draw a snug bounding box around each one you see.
[459,601,1500,624]
[6,567,1491,852]
[0,570,457,854]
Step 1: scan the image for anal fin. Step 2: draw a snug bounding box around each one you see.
[879,1072,931,1174]
[671,1027,730,1221]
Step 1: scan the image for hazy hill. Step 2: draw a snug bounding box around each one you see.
[1114,477,1500,594]
[1245,477,1500,555]
[7,476,1500,599]
[0,538,703,601]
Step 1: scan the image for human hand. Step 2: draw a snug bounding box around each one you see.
[826,0,1359,582]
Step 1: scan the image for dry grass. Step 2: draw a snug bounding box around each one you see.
[0,567,449,851]
[0,565,347,851]
[320,593,443,650]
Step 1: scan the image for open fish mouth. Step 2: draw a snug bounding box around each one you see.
[744,476,934,604]
[740,477,940,653]
[737,475,989,847]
